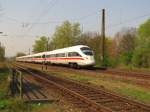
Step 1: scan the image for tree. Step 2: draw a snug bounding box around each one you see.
[16,52,26,57]
[114,28,137,65]
[132,19,150,68]
[0,44,5,61]
[76,32,101,65]
[77,32,113,67]
[50,21,81,50]
[33,36,48,53]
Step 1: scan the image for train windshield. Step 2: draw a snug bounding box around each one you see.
[80,47,93,56]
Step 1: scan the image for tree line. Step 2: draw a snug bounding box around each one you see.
[31,19,150,68]
[0,43,5,61]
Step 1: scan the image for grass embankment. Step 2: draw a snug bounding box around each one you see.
[112,64,150,73]
[0,65,9,99]
[0,98,67,112]
[20,63,150,104]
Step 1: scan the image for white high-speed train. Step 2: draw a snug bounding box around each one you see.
[16,45,95,68]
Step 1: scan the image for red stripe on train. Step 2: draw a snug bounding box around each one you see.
[32,57,84,61]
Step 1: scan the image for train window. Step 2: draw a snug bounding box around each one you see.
[42,55,46,58]
[56,53,65,57]
[60,53,65,57]
[46,55,51,58]
[34,56,41,58]
[68,52,81,57]
[50,54,56,57]
[80,47,93,56]
[56,54,59,57]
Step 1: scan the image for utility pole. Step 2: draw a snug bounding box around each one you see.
[101,9,106,67]
[29,48,30,55]
[47,37,50,51]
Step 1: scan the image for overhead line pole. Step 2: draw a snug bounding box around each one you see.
[29,48,30,55]
[101,9,106,67]
[47,37,50,51]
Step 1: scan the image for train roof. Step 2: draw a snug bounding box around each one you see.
[46,45,89,54]
[16,45,89,58]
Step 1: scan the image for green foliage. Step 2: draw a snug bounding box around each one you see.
[114,28,137,66]
[0,45,5,61]
[8,99,29,112]
[119,52,133,65]
[31,19,150,69]
[0,100,10,110]
[16,52,26,57]
[132,19,150,68]
[50,21,81,50]
[132,46,150,68]
[115,87,150,104]
[77,32,102,66]
[138,19,150,41]
[119,32,136,54]
[77,32,114,67]
[0,67,9,99]
[0,99,30,112]
[33,36,48,53]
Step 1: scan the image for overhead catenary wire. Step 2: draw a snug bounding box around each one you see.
[2,5,150,38]
[3,9,99,26]
[20,0,59,38]
[107,12,150,30]
[81,12,150,33]
[26,0,59,31]
[5,16,22,23]
[71,10,99,21]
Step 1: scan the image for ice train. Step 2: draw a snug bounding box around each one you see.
[16,45,95,68]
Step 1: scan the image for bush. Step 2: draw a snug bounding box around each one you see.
[119,52,133,66]
[0,99,31,112]
[132,47,150,68]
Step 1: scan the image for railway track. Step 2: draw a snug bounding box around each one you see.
[17,62,150,80]
[96,69,150,79]
[14,64,150,112]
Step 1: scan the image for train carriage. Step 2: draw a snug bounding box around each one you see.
[16,45,95,68]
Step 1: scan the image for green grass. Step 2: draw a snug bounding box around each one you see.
[0,94,65,112]
[0,98,31,112]
[115,87,150,103]
[31,103,65,112]
[0,68,10,99]
[115,64,150,72]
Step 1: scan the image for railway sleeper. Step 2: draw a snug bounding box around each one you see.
[109,105,136,111]
[81,94,102,98]
[103,101,138,111]
[96,99,114,103]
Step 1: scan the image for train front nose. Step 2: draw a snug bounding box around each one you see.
[84,56,95,66]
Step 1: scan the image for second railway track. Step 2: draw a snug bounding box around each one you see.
[14,64,150,112]
[17,62,150,80]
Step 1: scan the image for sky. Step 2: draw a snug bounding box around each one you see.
[0,0,150,57]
